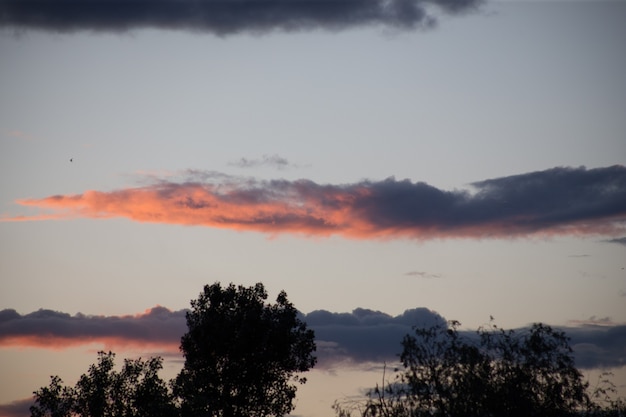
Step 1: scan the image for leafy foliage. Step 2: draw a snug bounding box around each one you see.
[30,351,176,417]
[586,372,626,417]
[335,320,625,417]
[30,375,75,417]
[174,282,317,417]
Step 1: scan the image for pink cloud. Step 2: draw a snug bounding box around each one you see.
[3,165,625,240]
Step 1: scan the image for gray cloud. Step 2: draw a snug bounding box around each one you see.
[603,237,626,246]
[310,310,626,370]
[567,324,626,369]
[366,165,626,238]
[229,154,295,170]
[303,307,446,366]
[462,165,626,235]
[0,306,187,350]
[0,0,482,35]
[0,398,31,417]
[1,306,624,370]
[405,271,442,279]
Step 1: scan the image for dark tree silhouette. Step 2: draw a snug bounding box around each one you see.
[174,282,317,417]
[30,351,176,417]
[401,321,590,417]
[30,375,75,417]
[335,320,625,417]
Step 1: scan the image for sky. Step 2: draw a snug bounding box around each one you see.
[1,0,626,415]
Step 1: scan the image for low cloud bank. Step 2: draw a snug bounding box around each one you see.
[568,324,626,369]
[5,165,626,241]
[0,399,31,417]
[1,306,624,370]
[305,307,446,365]
[0,306,185,352]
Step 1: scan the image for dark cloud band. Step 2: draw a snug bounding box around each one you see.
[0,306,186,349]
[0,0,481,34]
[1,306,624,370]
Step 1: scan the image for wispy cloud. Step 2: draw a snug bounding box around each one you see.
[2,306,624,370]
[0,0,482,35]
[405,271,442,279]
[567,316,616,327]
[4,165,626,240]
[603,237,626,246]
[4,130,36,142]
[229,154,298,170]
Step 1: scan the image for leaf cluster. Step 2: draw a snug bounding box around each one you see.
[30,352,176,417]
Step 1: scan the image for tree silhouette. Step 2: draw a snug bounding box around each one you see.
[174,282,317,417]
[29,282,316,417]
[30,375,75,417]
[401,321,590,417]
[30,351,176,417]
[335,320,625,417]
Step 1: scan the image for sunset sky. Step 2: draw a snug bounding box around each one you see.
[1,0,626,416]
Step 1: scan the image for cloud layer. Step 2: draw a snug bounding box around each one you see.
[0,306,184,353]
[1,306,624,370]
[306,307,446,365]
[0,0,481,35]
[0,399,31,417]
[5,165,626,240]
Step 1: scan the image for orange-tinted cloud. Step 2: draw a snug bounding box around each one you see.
[0,334,180,353]
[0,307,185,354]
[3,165,626,240]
